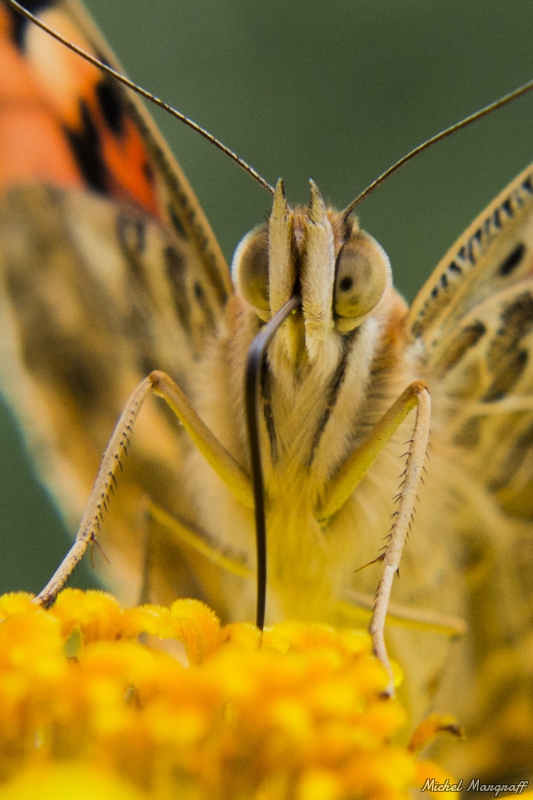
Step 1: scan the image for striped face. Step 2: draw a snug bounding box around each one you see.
[1,0,533,783]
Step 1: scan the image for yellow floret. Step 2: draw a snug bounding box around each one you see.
[0,589,456,799]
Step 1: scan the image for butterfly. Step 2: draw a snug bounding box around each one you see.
[0,0,532,784]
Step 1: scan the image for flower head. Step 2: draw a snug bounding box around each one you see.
[0,589,455,800]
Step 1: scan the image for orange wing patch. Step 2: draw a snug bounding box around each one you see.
[0,3,83,189]
[0,1,159,215]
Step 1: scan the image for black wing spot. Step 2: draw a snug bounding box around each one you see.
[482,349,528,403]
[164,245,191,335]
[488,292,533,369]
[6,0,51,48]
[165,244,185,275]
[143,161,155,186]
[117,214,150,294]
[64,100,108,195]
[117,214,147,262]
[95,76,125,137]
[498,242,526,277]
[436,321,486,376]
[501,292,533,331]
[167,203,187,240]
[488,423,533,493]
[62,353,110,413]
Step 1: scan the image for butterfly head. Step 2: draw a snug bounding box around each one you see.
[233,180,392,367]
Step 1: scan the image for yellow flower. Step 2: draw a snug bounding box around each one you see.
[0,589,455,800]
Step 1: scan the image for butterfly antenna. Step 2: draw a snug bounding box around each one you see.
[8,0,274,196]
[244,294,301,629]
[344,78,533,216]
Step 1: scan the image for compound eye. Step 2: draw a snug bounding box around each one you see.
[233,224,270,313]
[333,231,389,326]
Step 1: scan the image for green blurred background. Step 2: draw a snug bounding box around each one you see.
[1,0,533,594]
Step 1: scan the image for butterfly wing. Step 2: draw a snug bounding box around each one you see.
[406,164,533,776]
[0,0,233,605]
[408,165,533,517]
